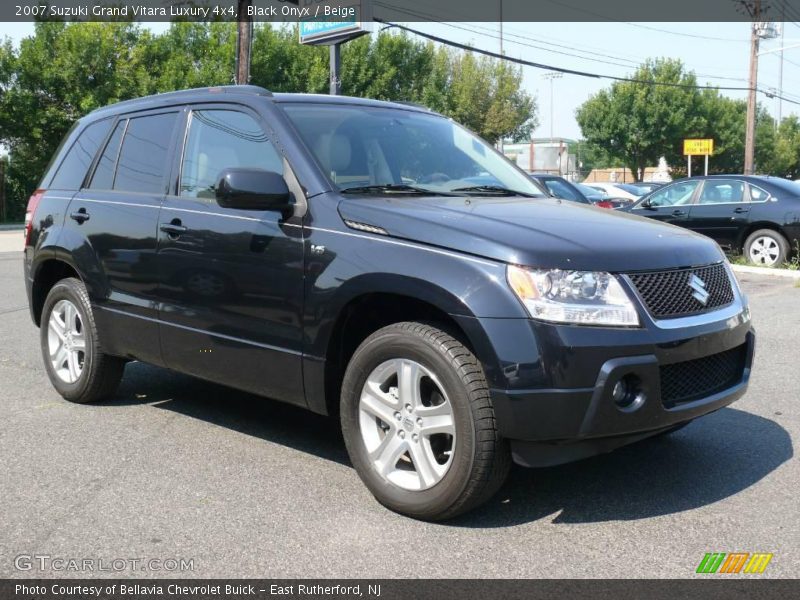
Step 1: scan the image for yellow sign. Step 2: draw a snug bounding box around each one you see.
[684,139,714,156]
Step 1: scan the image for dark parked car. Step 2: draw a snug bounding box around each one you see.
[622,181,664,196]
[24,87,754,520]
[626,175,800,266]
[530,174,620,208]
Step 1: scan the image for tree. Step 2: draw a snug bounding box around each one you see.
[760,115,800,178]
[697,90,776,175]
[577,59,706,181]
[0,21,150,220]
[0,23,537,221]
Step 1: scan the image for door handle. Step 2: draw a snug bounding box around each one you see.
[733,207,748,214]
[69,208,90,224]
[160,220,187,237]
[672,210,687,217]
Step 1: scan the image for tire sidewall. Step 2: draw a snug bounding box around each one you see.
[341,327,477,518]
[40,279,97,401]
[745,229,788,265]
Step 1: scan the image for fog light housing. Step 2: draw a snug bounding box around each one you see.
[612,374,645,412]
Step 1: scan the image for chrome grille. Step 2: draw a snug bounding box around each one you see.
[627,263,734,319]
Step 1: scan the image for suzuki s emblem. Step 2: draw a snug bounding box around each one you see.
[688,274,710,306]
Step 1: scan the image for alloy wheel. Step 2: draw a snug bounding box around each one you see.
[47,299,86,384]
[749,236,780,266]
[358,358,456,491]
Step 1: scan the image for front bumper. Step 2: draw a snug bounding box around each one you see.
[458,298,754,467]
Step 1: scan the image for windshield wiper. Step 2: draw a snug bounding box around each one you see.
[450,185,539,198]
[340,184,454,196]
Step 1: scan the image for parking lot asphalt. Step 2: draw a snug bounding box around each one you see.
[0,251,797,579]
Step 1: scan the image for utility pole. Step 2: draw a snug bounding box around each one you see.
[744,0,762,175]
[778,19,785,125]
[235,0,253,85]
[499,0,504,57]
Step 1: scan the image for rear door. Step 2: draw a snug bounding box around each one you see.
[155,104,306,406]
[686,179,749,248]
[631,180,701,225]
[66,109,180,365]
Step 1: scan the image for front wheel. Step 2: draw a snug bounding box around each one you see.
[340,322,510,521]
[40,277,125,403]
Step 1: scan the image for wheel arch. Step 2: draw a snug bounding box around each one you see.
[30,257,84,327]
[737,221,790,253]
[313,279,505,417]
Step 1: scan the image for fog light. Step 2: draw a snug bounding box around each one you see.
[612,374,645,412]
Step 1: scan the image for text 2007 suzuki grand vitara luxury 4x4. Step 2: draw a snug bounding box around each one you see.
[24,86,754,520]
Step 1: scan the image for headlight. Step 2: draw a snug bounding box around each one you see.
[506,265,640,326]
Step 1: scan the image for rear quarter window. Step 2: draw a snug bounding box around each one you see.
[49,119,113,191]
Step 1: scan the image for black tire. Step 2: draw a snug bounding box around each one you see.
[340,322,511,521]
[40,277,125,404]
[744,229,789,266]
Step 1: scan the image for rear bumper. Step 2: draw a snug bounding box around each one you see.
[483,311,754,467]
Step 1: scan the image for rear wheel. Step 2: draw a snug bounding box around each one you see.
[40,277,125,403]
[340,322,511,520]
[744,229,789,266]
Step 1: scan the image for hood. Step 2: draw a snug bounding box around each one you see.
[337,195,724,272]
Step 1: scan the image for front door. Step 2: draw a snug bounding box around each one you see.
[156,106,306,406]
[686,179,750,249]
[632,179,701,225]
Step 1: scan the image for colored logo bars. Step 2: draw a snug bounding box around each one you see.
[696,552,773,574]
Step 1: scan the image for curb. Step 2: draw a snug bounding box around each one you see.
[0,224,23,231]
[731,264,800,279]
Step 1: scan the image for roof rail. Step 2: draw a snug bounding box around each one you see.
[393,100,433,111]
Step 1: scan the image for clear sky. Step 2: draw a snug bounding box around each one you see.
[2,19,798,140]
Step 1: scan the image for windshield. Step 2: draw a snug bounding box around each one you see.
[615,183,646,196]
[281,103,545,197]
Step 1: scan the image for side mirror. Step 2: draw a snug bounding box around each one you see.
[215,168,291,212]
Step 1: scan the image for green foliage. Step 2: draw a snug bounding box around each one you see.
[576,58,706,181]
[0,23,536,220]
[577,57,794,180]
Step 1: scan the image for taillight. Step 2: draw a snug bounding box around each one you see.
[24,189,45,248]
[597,200,614,209]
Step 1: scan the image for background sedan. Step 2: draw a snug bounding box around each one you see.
[626,175,800,266]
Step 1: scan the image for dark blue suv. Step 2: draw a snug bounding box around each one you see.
[23,86,754,520]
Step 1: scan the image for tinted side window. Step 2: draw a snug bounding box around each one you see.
[698,180,745,204]
[89,120,126,190]
[180,110,282,200]
[114,112,178,194]
[647,180,700,207]
[50,119,112,190]
[749,185,770,202]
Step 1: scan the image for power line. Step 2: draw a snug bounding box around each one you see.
[435,20,752,84]
[538,0,750,42]
[377,20,800,108]
[375,3,754,84]
[378,20,754,90]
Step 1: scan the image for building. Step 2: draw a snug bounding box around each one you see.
[503,138,578,179]
[583,158,672,184]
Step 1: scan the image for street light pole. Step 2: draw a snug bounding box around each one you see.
[542,72,562,142]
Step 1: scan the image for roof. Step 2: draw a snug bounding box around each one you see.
[271,92,438,114]
[84,86,439,122]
